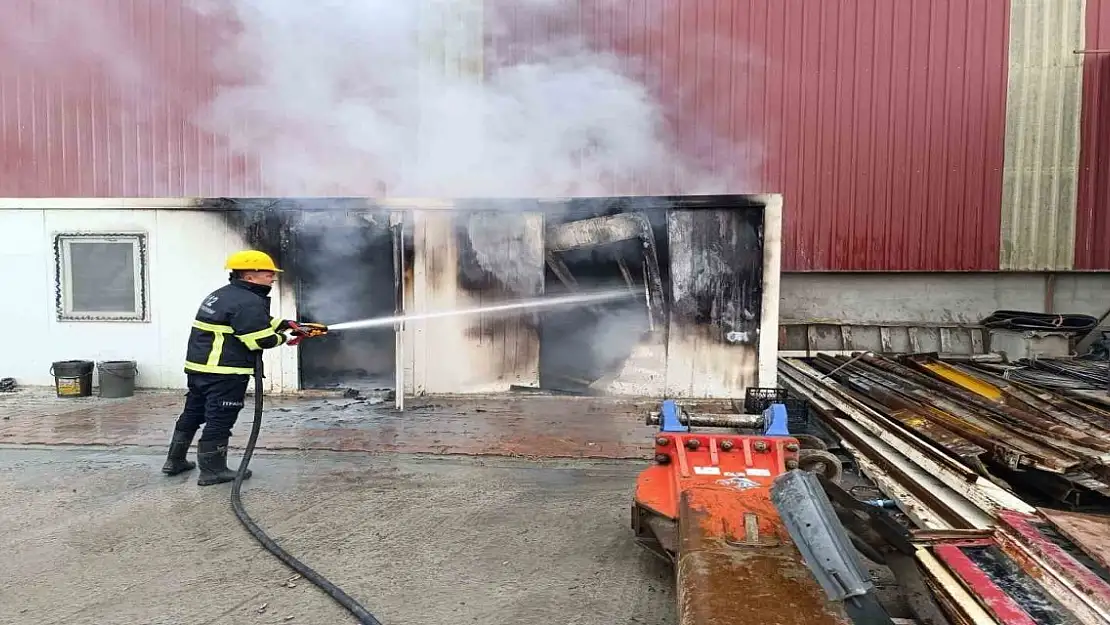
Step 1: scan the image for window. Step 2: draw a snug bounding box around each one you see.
[55,233,148,321]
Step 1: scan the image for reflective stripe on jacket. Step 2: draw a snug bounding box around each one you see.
[184,280,287,375]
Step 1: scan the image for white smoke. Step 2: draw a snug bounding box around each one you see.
[1,0,765,390]
[188,0,750,198]
[0,1,179,195]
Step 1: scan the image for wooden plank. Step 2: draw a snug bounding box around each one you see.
[840,325,854,350]
[1039,508,1110,572]
[934,545,1038,625]
[616,257,635,288]
[545,251,579,289]
[940,328,952,353]
[996,510,1110,624]
[915,548,1001,625]
[908,327,922,352]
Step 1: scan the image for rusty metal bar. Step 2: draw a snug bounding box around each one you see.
[847,447,954,530]
[900,357,1110,453]
[779,358,1035,519]
[779,359,980,482]
[808,355,990,466]
[833,416,991,529]
[842,356,1084,471]
[948,361,1110,433]
[781,375,987,530]
[645,411,762,428]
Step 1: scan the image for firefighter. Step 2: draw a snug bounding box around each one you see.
[161,250,307,486]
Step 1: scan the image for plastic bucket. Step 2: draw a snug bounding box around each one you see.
[50,360,94,398]
[97,361,138,398]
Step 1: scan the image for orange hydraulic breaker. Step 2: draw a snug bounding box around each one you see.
[632,400,877,625]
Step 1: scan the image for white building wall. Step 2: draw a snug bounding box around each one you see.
[0,207,298,392]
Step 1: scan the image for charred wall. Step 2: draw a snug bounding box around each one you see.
[664,197,766,397]
[404,208,544,394]
[210,198,398,390]
[204,195,771,398]
[668,205,764,342]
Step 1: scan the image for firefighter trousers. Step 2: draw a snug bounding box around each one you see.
[173,373,251,443]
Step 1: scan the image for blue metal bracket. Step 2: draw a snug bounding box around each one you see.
[659,399,689,433]
[762,403,790,437]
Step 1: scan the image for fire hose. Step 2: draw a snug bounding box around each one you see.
[230,323,383,625]
[224,292,636,624]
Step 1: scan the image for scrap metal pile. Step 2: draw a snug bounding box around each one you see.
[778,353,1110,624]
[784,353,1110,505]
[973,357,1110,401]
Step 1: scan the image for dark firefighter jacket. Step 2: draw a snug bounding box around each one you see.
[184,280,289,376]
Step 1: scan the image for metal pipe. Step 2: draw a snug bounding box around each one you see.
[645,411,763,428]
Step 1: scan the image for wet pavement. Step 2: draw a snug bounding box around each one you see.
[0,387,713,458]
[0,446,675,625]
[0,388,693,623]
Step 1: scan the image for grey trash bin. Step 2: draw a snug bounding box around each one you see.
[97,361,138,398]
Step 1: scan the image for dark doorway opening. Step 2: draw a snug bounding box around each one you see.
[292,210,397,391]
[534,197,673,393]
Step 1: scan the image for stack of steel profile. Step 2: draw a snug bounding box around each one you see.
[784,353,1110,505]
[778,354,1110,625]
[973,357,1110,408]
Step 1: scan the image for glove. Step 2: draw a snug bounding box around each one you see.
[286,321,329,346]
[276,319,294,332]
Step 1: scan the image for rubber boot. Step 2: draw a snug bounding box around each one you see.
[161,430,196,475]
[196,439,252,486]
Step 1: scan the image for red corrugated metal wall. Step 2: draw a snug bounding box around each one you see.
[0,0,1012,270]
[1078,0,1110,270]
[0,0,254,196]
[493,0,1011,271]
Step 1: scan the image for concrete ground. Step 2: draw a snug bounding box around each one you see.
[0,387,731,458]
[0,445,674,625]
[0,387,911,624]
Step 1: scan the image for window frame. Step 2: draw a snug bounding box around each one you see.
[54,232,150,322]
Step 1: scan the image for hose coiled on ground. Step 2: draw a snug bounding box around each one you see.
[229,361,384,625]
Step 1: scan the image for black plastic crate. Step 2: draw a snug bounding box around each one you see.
[743,387,787,413]
[743,387,811,433]
[783,396,811,433]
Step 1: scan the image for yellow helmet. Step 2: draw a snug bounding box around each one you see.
[225,250,283,272]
